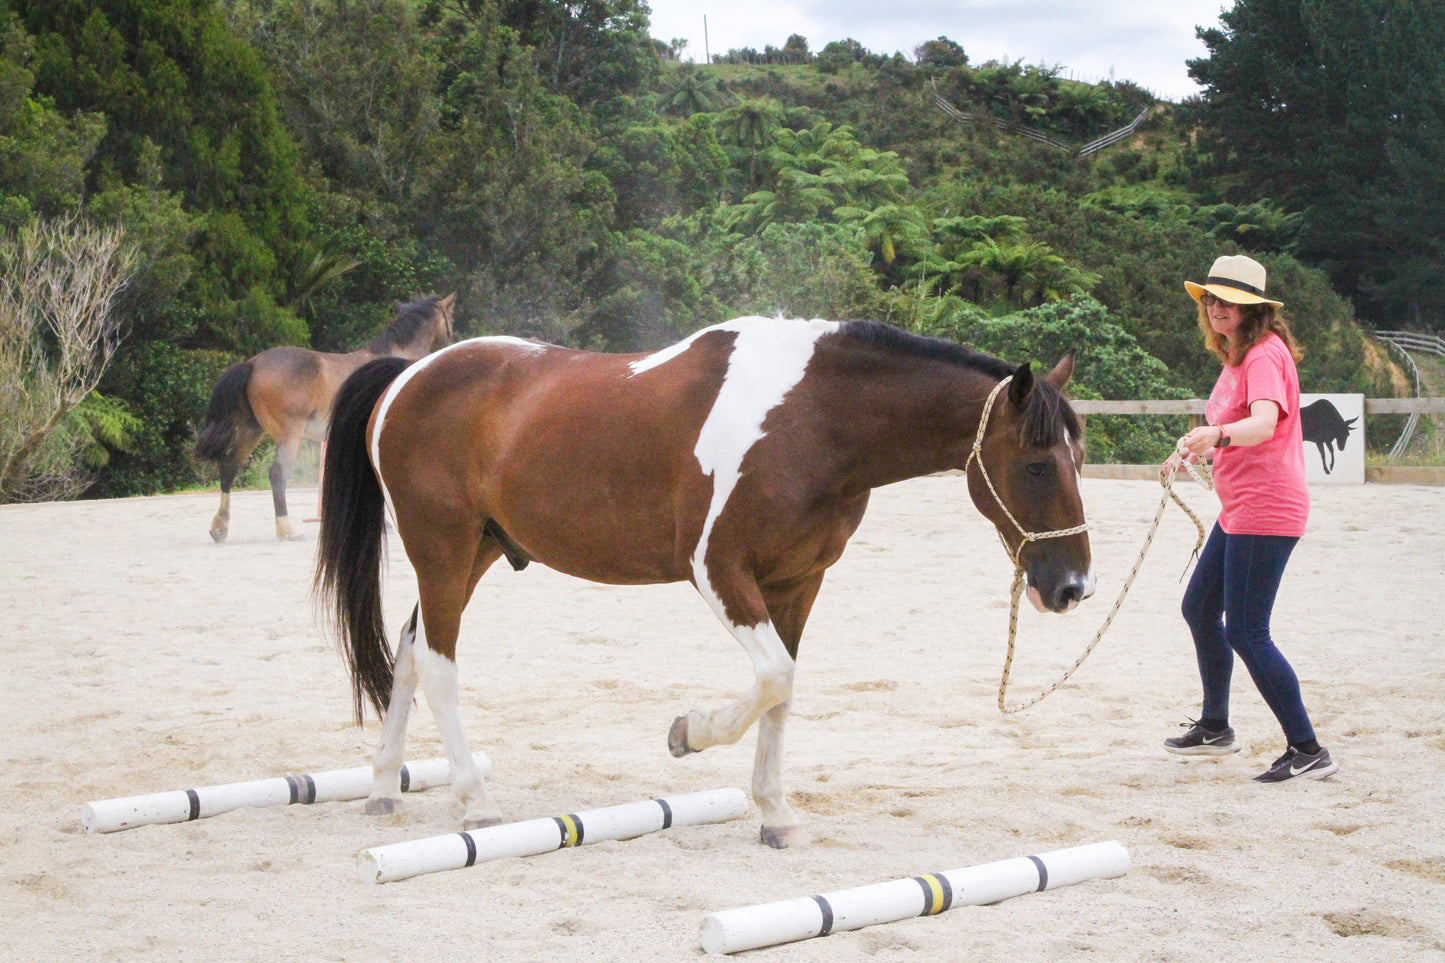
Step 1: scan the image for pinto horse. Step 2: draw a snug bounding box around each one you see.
[196,293,454,541]
[314,317,1094,847]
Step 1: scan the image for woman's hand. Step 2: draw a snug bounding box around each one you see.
[1179,425,1223,458]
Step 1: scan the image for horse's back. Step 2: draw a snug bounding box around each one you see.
[372,336,731,583]
[247,345,369,440]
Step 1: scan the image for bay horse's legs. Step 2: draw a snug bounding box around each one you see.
[364,605,420,815]
[270,434,306,541]
[209,423,263,543]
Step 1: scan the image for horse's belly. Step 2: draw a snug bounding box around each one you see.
[489,478,697,587]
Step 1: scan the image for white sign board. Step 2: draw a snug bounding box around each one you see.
[1299,393,1364,485]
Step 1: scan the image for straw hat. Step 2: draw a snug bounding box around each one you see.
[1185,254,1283,308]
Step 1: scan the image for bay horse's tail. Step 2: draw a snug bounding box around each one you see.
[195,362,258,462]
[314,356,411,724]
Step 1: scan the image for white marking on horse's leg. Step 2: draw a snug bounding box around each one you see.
[366,609,420,815]
[413,627,501,829]
[680,620,795,751]
[209,491,231,542]
[753,697,807,848]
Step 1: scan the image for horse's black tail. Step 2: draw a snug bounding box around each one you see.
[195,362,258,462]
[314,356,411,724]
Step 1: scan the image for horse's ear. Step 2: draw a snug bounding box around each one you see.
[1045,350,1075,390]
[440,292,456,310]
[1008,362,1035,408]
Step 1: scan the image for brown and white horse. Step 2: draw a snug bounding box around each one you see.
[314,317,1093,847]
[196,293,454,541]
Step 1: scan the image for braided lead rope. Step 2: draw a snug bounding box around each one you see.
[995,436,1211,714]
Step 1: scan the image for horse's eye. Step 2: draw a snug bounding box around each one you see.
[1027,462,1050,478]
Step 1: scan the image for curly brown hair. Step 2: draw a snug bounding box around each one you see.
[1196,299,1304,367]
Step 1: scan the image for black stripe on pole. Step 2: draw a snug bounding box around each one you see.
[812,895,834,937]
[185,789,200,821]
[285,775,300,804]
[572,815,584,846]
[460,832,477,868]
[400,764,411,793]
[1028,854,1049,891]
[300,774,316,804]
[655,798,673,830]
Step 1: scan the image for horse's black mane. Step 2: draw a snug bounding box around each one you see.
[366,295,445,353]
[836,320,1080,447]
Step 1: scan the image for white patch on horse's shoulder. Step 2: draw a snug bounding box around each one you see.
[686,317,838,616]
[628,316,777,377]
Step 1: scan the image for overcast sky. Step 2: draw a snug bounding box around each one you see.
[646,1,1236,102]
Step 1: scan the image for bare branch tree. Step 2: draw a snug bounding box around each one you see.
[0,216,136,502]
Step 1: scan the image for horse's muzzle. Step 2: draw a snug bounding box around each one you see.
[1026,570,1096,614]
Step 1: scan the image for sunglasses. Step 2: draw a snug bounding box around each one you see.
[1199,293,1241,308]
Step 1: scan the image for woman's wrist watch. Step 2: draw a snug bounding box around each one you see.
[1214,425,1232,448]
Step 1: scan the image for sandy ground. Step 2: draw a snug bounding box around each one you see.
[2,475,1442,961]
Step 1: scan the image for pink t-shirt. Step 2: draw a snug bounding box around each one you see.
[1204,333,1309,536]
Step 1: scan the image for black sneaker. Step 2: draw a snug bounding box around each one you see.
[1254,746,1338,783]
[1163,720,1240,756]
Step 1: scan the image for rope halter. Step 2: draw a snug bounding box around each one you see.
[962,375,1089,568]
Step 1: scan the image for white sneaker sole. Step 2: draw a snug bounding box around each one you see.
[1164,742,1241,756]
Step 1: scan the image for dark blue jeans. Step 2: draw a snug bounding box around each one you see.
[1181,522,1316,746]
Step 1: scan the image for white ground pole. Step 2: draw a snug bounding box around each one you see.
[358,787,749,883]
[81,753,492,834]
[699,840,1130,955]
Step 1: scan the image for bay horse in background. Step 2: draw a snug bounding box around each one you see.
[196,293,455,542]
[313,317,1094,848]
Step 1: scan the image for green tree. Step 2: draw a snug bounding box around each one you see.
[660,63,726,115]
[496,0,657,109]
[719,97,785,188]
[1188,0,1445,328]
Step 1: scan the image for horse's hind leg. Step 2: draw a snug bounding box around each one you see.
[210,425,263,543]
[365,605,422,815]
[406,535,506,829]
[270,435,305,540]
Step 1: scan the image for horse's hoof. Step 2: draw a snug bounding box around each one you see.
[462,814,504,831]
[364,797,400,816]
[760,824,809,849]
[209,528,227,543]
[668,715,696,757]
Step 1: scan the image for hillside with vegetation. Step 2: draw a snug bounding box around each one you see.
[0,0,1439,500]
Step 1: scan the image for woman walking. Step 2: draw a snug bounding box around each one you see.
[1165,254,1337,783]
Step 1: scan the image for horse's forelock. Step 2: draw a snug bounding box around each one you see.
[1020,378,1081,449]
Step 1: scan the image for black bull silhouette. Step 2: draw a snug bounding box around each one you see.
[1300,398,1358,474]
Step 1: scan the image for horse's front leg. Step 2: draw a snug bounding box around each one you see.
[366,606,419,815]
[752,697,806,848]
[669,607,803,847]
